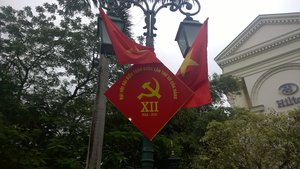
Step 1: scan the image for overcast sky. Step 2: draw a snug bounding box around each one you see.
[2,0,300,74]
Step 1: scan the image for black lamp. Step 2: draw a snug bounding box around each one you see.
[98,15,124,55]
[175,17,202,58]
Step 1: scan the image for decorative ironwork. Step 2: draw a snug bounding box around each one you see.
[99,0,200,38]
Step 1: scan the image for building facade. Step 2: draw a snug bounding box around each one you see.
[214,12,300,113]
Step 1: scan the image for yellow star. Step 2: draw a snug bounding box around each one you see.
[179,49,199,76]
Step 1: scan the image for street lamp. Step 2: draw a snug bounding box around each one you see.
[175,17,202,57]
[98,0,202,168]
[86,10,125,169]
[97,15,124,55]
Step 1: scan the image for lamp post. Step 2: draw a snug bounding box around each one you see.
[97,0,202,168]
[85,12,124,169]
[97,14,124,55]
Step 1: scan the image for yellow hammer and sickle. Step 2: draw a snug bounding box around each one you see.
[137,78,161,100]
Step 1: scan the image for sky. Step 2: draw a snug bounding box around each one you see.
[2,0,300,74]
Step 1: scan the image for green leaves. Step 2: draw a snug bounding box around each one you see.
[210,73,241,105]
[0,3,96,169]
[200,109,300,169]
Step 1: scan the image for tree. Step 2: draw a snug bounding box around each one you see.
[0,1,137,168]
[209,73,241,105]
[0,3,99,168]
[198,109,300,169]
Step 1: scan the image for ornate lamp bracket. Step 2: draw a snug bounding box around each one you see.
[99,0,201,38]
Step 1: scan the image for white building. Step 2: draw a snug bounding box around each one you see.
[214,12,300,113]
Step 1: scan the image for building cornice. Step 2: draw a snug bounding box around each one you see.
[217,31,300,67]
[223,48,300,77]
[215,12,300,68]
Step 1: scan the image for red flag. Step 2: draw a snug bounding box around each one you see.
[99,8,161,64]
[176,18,212,108]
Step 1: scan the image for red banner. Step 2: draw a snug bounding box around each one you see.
[99,8,161,64]
[176,18,211,108]
[105,63,193,140]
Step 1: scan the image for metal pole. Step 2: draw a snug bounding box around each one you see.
[86,55,109,169]
[141,137,154,169]
[141,12,155,169]
[93,1,201,168]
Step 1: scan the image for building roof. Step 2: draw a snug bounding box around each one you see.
[214,12,300,76]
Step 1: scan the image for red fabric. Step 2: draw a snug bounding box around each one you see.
[105,63,193,140]
[99,8,161,64]
[176,18,212,108]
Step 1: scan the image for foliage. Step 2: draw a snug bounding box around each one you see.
[58,0,132,36]
[0,3,97,169]
[209,73,241,105]
[0,1,243,169]
[198,109,300,169]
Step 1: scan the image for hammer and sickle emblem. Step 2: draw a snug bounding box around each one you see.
[137,78,161,100]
